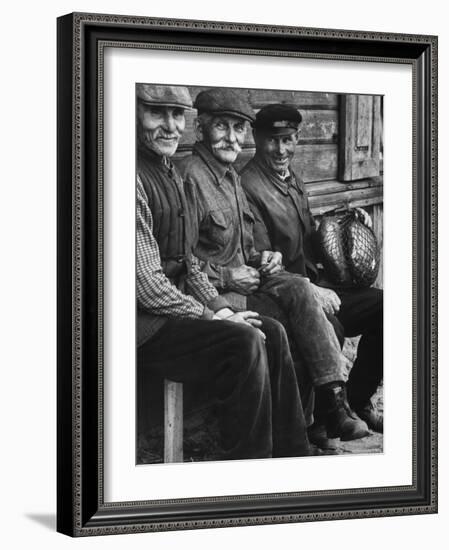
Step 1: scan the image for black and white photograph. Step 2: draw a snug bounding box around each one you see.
[135,83,384,465]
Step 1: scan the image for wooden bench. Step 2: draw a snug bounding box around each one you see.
[163,379,183,463]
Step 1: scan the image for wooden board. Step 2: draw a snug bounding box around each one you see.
[174,85,338,108]
[309,185,383,212]
[164,380,183,463]
[248,88,338,109]
[306,177,383,197]
[174,143,339,183]
[372,203,384,289]
[179,109,338,148]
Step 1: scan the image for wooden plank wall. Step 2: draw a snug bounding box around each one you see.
[172,85,383,289]
[173,86,339,183]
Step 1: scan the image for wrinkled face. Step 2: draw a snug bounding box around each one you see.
[198,115,247,165]
[137,104,186,157]
[255,132,299,174]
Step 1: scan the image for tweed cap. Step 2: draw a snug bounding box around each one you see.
[253,103,302,136]
[194,88,255,122]
[136,84,193,110]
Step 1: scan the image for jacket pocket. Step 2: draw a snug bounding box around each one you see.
[206,209,233,247]
[209,209,229,229]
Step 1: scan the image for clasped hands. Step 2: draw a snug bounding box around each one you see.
[225,250,283,295]
[212,250,282,340]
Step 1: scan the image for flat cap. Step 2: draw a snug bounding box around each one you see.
[253,103,302,135]
[136,84,193,110]
[194,88,255,122]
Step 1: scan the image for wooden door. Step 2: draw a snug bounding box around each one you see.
[339,95,382,181]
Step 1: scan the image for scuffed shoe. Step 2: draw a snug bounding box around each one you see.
[356,400,383,433]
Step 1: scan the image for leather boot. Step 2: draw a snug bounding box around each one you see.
[355,400,383,433]
[315,382,370,441]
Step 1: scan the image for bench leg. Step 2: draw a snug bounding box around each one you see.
[164,380,183,463]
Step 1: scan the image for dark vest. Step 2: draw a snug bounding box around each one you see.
[137,147,193,279]
[137,147,193,346]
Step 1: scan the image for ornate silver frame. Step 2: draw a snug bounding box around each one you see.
[57,12,437,536]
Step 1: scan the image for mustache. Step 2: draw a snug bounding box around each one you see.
[212,143,242,153]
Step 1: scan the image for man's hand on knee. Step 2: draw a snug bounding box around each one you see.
[216,309,266,341]
[311,284,341,315]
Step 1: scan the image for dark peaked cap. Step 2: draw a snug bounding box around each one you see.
[194,88,255,122]
[136,84,193,109]
[253,103,302,135]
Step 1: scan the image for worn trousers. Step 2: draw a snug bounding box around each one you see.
[329,287,383,409]
[138,316,310,460]
[247,272,346,387]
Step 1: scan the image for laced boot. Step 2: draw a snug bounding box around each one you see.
[315,382,370,441]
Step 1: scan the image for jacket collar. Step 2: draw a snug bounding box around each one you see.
[193,142,237,186]
[253,154,303,196]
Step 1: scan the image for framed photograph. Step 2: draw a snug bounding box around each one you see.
[57,12,437,536]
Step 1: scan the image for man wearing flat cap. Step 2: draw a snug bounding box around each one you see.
[136,83,311,460]
[240,103,383,434]
[180,87,370,442]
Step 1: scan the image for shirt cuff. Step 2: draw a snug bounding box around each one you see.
[221,267,234,289]
[207,295,232,313]
[201,306,215,320]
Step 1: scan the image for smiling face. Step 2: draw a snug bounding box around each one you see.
[197,114,247,165]
[255,132,299,174]
[137,104,186,157]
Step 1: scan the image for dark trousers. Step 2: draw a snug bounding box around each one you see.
[330,287,384,409]
[138,316,309,460]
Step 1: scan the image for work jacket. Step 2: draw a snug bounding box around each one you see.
[240,155,319,282]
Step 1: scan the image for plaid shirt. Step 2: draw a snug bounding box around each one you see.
[137,174,229,322]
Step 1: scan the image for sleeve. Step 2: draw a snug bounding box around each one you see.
[245,194,274,253]
[302,187,321,271]
[186,255,232,310]
[189,257,230,291]
[136,178,214,320]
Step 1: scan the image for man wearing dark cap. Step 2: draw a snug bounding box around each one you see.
[136,83,311,460]
[240,103,383,434]
[180,87,370,442]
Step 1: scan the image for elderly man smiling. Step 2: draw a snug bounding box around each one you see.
[180,87,370,442]
[136,83,311,460]
[240,103,383,433]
